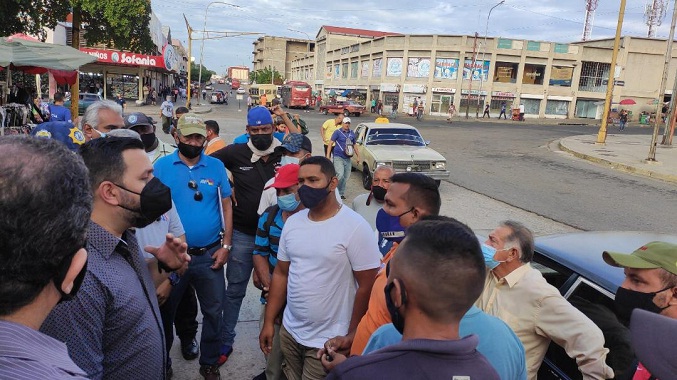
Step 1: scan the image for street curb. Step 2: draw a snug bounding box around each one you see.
[191,107,212,115]
[558,140,677,184]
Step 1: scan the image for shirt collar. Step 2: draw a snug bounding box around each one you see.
[170,149,207,168]
[0,320,87,376]
[498,263,532,288]
[207,136,222,147]
[87,221,137,260]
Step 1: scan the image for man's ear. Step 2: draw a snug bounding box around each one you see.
[60,249,87,295]
[83,123,94,141]
[328,176,339,191]
[97,181,121,206]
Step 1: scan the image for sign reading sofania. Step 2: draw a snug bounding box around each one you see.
[80,48,168,70]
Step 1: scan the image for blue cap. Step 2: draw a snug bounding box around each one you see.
[247,106,273,126]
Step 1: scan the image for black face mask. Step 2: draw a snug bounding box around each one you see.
[384,280,407,334]
[140,133,157,151]
[177,141,203,159]
[298,183,331,209]
[614,286,672,325]
[115,177,173,228]
[250,133,274,151]
[53,248,88,303]
[372,185,387,202]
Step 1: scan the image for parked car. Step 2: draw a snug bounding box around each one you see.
[63,93,103,115]
[218,79,225,84]
[236,88,246,95]
[320,100,366,117]
[210,90,226,104]
[350,121,449,189]
[529,231,677,380]
[204,84,213,91]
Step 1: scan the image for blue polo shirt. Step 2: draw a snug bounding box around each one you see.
[330,128,356,159]
[154,150,231,247]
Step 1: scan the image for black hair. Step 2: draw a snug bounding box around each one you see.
[175,106,189,115]
[0,137,92,316]
[300,156,336,179]
[79,136,145,192]
[54,92,65,102]
[391,173,441,215]
[205,120,220,134]
[395,215,484,321]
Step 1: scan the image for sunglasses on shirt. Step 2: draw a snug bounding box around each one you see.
[188,180,203,201]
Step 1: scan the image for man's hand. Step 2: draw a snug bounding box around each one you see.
[145,233,190,271]
[210,247,229,269]
[156,279,172,306]
[323,335,353,356]
[317,347,347,373]
[270,105,285,117]
[259,323,275,355]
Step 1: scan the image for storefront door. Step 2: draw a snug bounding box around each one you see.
[431,94,453,115]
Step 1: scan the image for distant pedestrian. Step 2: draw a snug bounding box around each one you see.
[48,92,72,123]
[412,98,419,116]
[416,100,424,121]
[483,104,490,118]
[305,97,310,112]
[328,117,360,199]
[371,98,376,113]
[115,93,126,111]
[202,88,207,101]
[447,103,456,123]
[260,93,268,106]
[519,103,525,121]
[499,102,507,120]
[248,95,253,111]
[160,96,175,134]
[619,109,628,131]
[377,100,383,115]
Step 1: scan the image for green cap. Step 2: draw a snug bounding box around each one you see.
[176,114,206,137]
[603,241,677,276]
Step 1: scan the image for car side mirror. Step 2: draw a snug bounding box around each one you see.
[425,140,431,146]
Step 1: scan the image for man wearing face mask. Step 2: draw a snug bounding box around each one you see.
[327,117,360,200]
[252,163,306,380]
[80,100,126,141]
[41,137,190,380]
[124,112,175,164]
[477,221,613,380]
[323,217,500,380]
[349,173,441,356]
[211,106,298,363]
[154,115,233,380]
[0,137,90,379]
[352,165,395,231]
[602,241,677,380]
[260,157,381,380]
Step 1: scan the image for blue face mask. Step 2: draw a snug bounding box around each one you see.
[280,155,300,166]
[481,243,506,270]
[277,192,300,211]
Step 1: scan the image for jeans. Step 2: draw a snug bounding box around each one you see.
[333,156,352,197]
[163,247,225,366]
[221,229,255,347]
[174,284,198,343]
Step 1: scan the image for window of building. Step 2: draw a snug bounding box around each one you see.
[523,98,541,115]
[490,98,513,111]
[342,63,348,78]
[579,62,610,93]
[460,95,486,111]
[350,62,358,78]
[497,39,513,49]
[554,43,570,54]
[550,66,574,87]
[430,93,454,113]
[527,41,541,51]
[361,61,369,78]
[522,64,545,85]
[545,100,569,115]
[373,58,383,77]
[494,62,518,83]
[334,64,340,78]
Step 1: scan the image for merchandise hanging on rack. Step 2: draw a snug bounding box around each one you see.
[1,103,32,135]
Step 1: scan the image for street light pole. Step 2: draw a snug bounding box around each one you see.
[198,1,240,104]
[183,14,193,108]
[477,0,505,118]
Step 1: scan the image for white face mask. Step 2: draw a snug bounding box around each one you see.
[280,155,300,166]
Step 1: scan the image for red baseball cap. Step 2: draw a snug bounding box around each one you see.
[266,163,300,190]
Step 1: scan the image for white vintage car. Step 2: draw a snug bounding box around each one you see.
[350,121,450,189]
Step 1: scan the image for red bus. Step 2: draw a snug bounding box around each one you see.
[280,81,312,109]
[231,79,240,90]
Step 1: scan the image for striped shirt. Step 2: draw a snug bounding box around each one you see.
[41,222,165,380]
[0,320,88,379]
[253,205,284,270]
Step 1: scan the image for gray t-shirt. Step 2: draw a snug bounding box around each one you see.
[136,201,185,260]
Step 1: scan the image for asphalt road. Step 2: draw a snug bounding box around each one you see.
[202,83,677,233]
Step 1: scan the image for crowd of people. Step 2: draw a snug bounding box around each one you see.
[0,98,676,380]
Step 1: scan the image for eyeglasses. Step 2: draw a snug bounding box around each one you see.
[188,180,203,201]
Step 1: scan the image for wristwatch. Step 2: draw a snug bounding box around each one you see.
[222,244,233,251]
[168,272,180,286]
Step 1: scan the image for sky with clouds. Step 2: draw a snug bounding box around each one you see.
[151,0,673,75]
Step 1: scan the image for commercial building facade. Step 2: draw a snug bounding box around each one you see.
[252,36,314,82]
[290,27,677,119]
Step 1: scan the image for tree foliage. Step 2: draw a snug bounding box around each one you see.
[250,67,283,85]
[190,64,215,83]
[1,0,155,54]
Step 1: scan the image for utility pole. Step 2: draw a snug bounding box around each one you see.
[465,32,479,119]
[648,0,677,160]
[70,6,81,118]
[662,0,677,146]
[183,15,193,109]
[597,0,626,144]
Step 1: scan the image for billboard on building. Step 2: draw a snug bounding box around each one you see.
[434,59,459,79]
[372,58,382,77]
[386,58,403,77]
[462,59,489,81]
[407,58,431,78]
[549,66,574,87]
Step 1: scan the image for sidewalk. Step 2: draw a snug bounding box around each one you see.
[559,133,677,183]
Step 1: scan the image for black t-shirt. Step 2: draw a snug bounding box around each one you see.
[212,143,281,235]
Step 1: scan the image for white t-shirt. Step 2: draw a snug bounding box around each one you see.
[278,206,381,348]
[258,178,343,215]
[351,193,383,231]
[160,101,174,117]
[135,201,185,260]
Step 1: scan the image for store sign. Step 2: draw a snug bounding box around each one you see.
[80,48,166,69]
[402,84,426,93]
[162,44,178,72]
[492,91,515,97]
[461,89,487,95]
[432,87,455,93]
[380,83,399,92]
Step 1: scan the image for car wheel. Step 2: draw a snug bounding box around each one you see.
[323,109,328,115]
[344,110,351,117]
[362,164,372,190]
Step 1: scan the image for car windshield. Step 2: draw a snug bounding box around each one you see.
[366,128,426,146]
